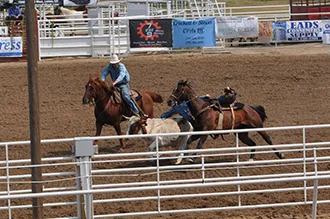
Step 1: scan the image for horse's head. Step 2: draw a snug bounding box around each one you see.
[167,80,192,107]
[125,115,146,135]
[82,74,110,105]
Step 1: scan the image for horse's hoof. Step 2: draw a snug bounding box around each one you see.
[276,152,285,159]
[93,145,99,154]
[249,158,254,162]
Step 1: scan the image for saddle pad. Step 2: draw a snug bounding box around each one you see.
[216,113,224,130]
[113,89,142,104]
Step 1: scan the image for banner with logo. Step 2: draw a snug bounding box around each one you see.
[129,19,173,48]
[272,21,286,41]
[0,37,23,57]
[286,20,322,41]
[216,16,258,38]
[322,20,330,44]
[172,18,216,48]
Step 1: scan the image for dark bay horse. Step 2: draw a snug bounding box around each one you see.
[167,80,284,161]
[82,74,163,148]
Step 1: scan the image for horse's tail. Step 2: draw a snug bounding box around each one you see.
[251,105,267,122]
[144,91,163,103]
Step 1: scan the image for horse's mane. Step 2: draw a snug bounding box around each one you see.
[90,74,111,94]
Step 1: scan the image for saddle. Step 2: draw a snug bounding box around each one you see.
[205,97,244,112]
[221,102,244,111]
[112,87,142,104]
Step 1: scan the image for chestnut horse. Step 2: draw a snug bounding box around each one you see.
[167,80,284,161]
[82,74,163,148]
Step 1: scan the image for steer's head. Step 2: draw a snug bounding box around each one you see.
[125,115,143,135]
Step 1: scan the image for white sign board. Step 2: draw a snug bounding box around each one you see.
[0,37,23,57]
[0,27,8,36]
[216,16,258,38]
[286,20,323,41]
[322,21,330,45]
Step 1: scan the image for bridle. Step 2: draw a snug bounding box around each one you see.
[170,86,198,104]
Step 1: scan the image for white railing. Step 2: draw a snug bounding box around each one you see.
[1,124,330,218]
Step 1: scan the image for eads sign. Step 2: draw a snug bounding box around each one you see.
[323,21,330,45]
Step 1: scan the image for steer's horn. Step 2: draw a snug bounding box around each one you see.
[122,115,133,120]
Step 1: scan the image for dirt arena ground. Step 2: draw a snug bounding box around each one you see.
[1,45,330,218]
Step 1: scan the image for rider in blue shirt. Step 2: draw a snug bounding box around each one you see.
[200,87,237,107]
[101,54,141,116]
[161,101,195,121]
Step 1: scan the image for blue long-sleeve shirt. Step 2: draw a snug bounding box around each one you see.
[101,63,130,86]
[161,101,194,121]
[8,6,21,17]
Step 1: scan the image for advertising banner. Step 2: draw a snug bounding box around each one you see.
[0,37,23,57]
[286,20,322,41]
[172,18,216,48]
[322,20,330,45]
[272,21,286,41]
[216,16,258,38]
[129,19,173,48]
[258,22,273,43]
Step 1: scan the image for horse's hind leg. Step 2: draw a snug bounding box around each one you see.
[258,131,284,159]
[184,135,202,163]
[187,135,208,163]
[238,132,257,161]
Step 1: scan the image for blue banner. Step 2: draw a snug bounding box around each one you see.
[172,18,216,48]
[272,21,286,42]
[0,37,23,57]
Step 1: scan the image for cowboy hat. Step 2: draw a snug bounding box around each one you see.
[109,54,121,64]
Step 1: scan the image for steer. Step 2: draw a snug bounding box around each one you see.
[125,116,193,164]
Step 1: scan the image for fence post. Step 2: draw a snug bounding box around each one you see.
[312,148,318,219]
[73,137,97,219]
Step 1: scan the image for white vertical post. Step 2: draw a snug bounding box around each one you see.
[111,4,116,56]
[108,5,112,56]
[115,5,120,56]
[303,127,307,202]
[5,144,12,219]
[236,133,241,206]
[73,137,96,219]
[37,20,41,60]
[201,155,205,183]
[167,0,172,16]
[312,148,318,219]
[91,20,95,57]
[76,162,83,219]
[98,6,103,35]
[126,18,130,55]
[156,136,161,213]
